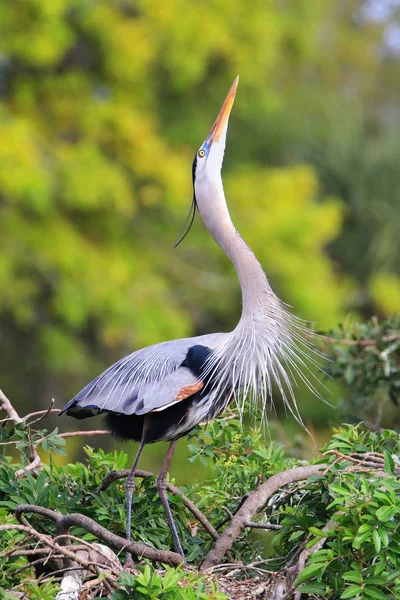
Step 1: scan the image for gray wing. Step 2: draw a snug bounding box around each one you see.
[60,333,224,418]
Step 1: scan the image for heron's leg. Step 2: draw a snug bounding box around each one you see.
[125,436,146,564]
[157,440,185,559]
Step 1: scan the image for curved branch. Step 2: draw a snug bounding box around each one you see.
[15,504,184,567]
[0,388,22,423]
[201,464,326,571]
[15,455,42,478]
[100,469,219,541]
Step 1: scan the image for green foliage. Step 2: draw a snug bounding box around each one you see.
[0,578,59,600]
[112,566,226,600]
[289,426,400,599]
[322,315,400,426]
[300,112,400,316]
[3,414,400,598]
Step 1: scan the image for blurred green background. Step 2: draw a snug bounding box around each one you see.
[0,0,399,475]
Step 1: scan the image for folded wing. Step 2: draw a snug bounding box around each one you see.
[59,334,220,418]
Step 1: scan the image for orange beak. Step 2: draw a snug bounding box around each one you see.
[208,76,239,144]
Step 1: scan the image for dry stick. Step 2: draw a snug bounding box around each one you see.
[0,523,110,578]
[0,388,44,479]
[201,464,327,571]
[244,521,282,531]
[54,534,122,572]
[56,430,110,440]
[2,547,89,559]
[15,504,184,567]
[0,388,23,423]
[23,408,60,422]
[25,400,56,426]
[100,469,219,541]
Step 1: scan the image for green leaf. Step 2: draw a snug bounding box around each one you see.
[295,563,325,586]
[309,526,328,537]
[358,523,373,535]
[376,505,396,522]
[364,577,386,585]
[353,530,372,549]
[298,583,329,594]
[342,571,362,584]
[363,585,388,599]
[384,451,395,476]
[372,528,381,553]
[341,584,364,598]
[387,569,400,582]
[330,484,351,496]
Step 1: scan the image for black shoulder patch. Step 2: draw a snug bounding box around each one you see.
[185,344,213,380]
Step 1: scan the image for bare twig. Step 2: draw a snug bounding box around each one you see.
[244,521,282,531]
[54,534,121,571]
[56,430,110,440]
[23,408,60,422]
[2,547,88,559]
[216,494,250,530]
[25,400,56,426]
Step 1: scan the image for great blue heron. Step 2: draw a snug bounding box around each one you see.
[60,77,312,559]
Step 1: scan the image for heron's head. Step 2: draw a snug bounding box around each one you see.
[175,77,239,248]
[193,76,239,194]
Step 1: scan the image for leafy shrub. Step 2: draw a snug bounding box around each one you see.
[113,566,226,600]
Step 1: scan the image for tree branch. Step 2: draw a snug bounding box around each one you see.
[15,504,184,566]
[201,464,326,571]
[0,388,23,423]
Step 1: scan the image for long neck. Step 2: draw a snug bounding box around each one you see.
[194,173,304,429]
[195,180,272,321]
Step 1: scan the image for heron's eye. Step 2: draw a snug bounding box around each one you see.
[198,149,206,158]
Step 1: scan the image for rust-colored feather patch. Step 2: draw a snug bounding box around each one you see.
[175,381,204,401]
